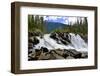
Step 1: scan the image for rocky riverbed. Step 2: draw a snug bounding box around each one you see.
[28,32,88,61]
[28,47,88,60]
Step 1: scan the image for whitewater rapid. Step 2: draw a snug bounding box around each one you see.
[34,33,88,52]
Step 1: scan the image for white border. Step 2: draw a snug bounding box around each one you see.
[20,6,95,70]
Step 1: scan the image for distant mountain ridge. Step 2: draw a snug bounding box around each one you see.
[44,21,67,33]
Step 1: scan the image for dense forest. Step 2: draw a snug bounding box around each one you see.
[28,15,46,33]
[28,15,88,36]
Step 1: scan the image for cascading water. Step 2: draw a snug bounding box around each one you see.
[34,33,88,52]
[69,33,88,51]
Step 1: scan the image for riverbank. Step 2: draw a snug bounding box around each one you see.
[28,48,88,60]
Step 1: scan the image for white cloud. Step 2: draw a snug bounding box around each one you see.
[43,16,86,25]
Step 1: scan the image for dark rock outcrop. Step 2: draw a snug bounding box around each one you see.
[50,32,71,45]
[33,37,39,45]
[28,32,34,37]
[28,47,88,61]
[64,49,82,58]
[28,37,39,46]
[40,47,49,53]
[50,33,59,40]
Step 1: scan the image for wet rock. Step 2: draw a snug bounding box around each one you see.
[64,49,82,58]
[28,43,33,49]
[28,37,39,49]
[51,50,65,59]
[62,53,69,58]
[28,48,88,61]
[50,32,71,45]
[50,49,67,59]
[59,32,71,43]
[35,49,41,55]
[50,33,59,40]
[28,49,43,60]
[60,39,68,45]
[80,51,88,58]
[33,37,39,45]
[66,56,74,59]
[38,52,51,60]
[28,32,34,37]
[28,38,33,43]
[28,51,38,60]
[29,37,39,44]
[40,47,49,53]
[32,31,43,37]
[28,56,38,61]
[54,49,64,56]
[28,49,33,54]
[74,53,82,58]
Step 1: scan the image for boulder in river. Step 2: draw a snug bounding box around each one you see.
[50,32,71,45]
[64,49,82,58]
[40,47,49,53]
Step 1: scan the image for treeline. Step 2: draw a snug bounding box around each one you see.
[28,15,88,36]
[53,17,88,35]
[28,15,45,33]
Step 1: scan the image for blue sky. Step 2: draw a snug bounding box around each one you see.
[44,16,69,24]
[43,16,85,25]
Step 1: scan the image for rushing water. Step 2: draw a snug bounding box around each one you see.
[34,33,88,52]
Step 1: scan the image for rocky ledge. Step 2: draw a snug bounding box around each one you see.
[28,47,88,61]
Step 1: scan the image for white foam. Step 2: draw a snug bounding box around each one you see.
[34,33,88,52]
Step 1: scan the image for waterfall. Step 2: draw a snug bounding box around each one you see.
[34,33,88,52]
[69,33,88,51]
